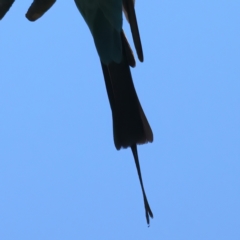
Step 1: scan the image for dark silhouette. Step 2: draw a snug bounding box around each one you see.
[0,0,15,20]
[26,0,56,21]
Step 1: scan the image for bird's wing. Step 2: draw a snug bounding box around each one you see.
[122,0,143,62]
[0,0,15,20]
[26,0,56,21]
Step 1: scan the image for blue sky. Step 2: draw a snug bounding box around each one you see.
[0,1,239,239]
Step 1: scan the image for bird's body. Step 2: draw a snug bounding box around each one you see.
[75,0,123,64]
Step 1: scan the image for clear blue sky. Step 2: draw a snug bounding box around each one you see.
[0,1,239,239]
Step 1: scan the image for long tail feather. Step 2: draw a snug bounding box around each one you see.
[131,144,153,225]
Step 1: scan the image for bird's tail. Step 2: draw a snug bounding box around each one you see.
[101,31,153,150]
[101,31,153,225]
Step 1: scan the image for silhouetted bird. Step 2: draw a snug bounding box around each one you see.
[74,0,153,224]
[0,0,154,225]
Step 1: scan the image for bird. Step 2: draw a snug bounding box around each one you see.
[25,0,56,21]
[1,0,154,224]
[74,0,154,224]
[0,0,15,20]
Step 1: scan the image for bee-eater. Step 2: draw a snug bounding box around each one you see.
[74,0,153,224]
[1,0,154,224]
